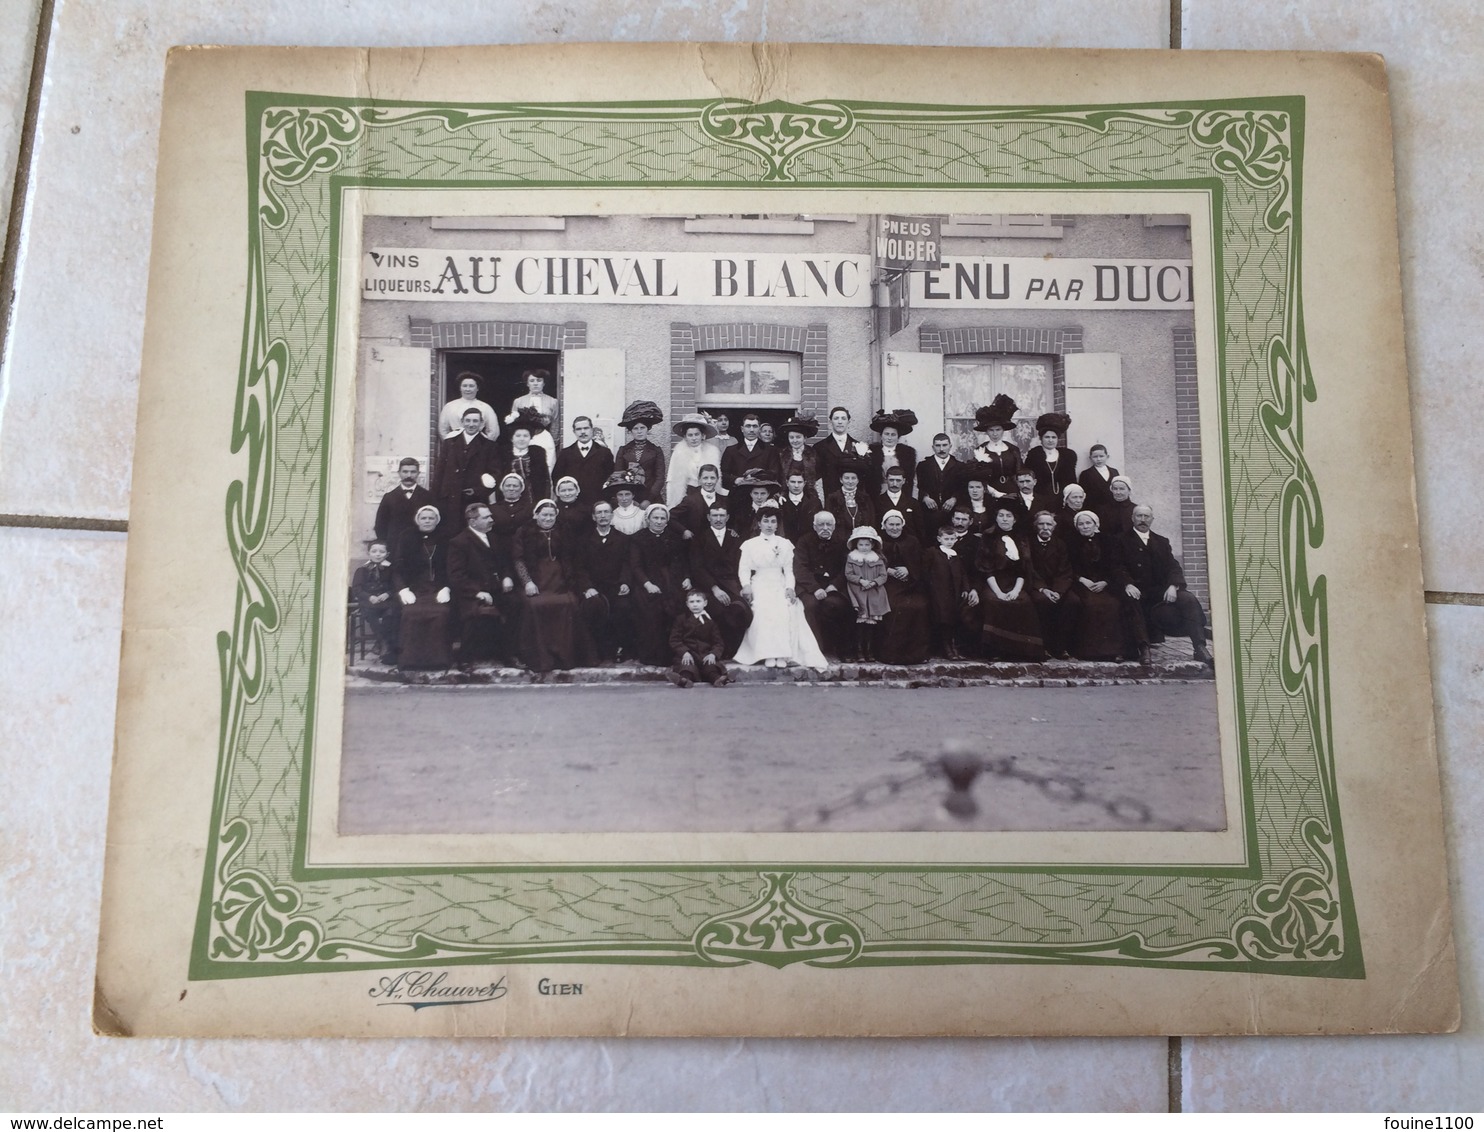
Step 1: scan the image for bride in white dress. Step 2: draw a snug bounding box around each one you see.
[733,504,828,669]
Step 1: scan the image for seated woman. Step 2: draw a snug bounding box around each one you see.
[488,473,533,540]
[875,509,933,665]
[975,504,1047,661]
[1101,474,1137,537]
[628,503,692,666]
[552,476,591,537]
[392,504,454,669]
[1055,483,1092,543]
[1064,509,1148,663]
[504,368,559,473]
[666,414,723,508]
[511,499,594,673]
[733,504,827,669]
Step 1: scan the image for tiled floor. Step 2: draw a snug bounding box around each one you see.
[0,0,1477,1112]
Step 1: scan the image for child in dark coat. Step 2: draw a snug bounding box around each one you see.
[921,524,978,660]
[352,540,400,663]
[667,590,730,688]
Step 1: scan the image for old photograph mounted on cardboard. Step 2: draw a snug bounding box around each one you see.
[97,44,1458,1036]
[338,206,1229,840]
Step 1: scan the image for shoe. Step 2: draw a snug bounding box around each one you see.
[1137,645,1152,666]
[711,675,729,687]
[666,670,692,688]
[1192,641,1213,665]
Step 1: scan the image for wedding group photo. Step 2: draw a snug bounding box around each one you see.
[337,209,1227,836]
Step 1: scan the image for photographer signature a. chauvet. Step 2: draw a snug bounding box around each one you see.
[368,970,508,1009]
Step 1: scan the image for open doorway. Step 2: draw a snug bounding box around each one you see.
[439,349,562,434]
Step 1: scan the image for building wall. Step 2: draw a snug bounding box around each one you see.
[355,213,1207,602]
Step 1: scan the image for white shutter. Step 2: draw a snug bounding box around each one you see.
[1062,353,1125,470]
[355,343,432,542]
[882,350,945,442]
[559,348,626,452]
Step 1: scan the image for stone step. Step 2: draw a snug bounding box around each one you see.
[347,655,1215,689]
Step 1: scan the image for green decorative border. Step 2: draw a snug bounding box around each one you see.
[190,94,1360,980]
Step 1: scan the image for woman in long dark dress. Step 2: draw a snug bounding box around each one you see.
[777,414,823,503]
[628,503,692,666]
[498,415,552,503]
[875,509,933,665]
[1023,412,1078,497]
[392,504,454,669]
[511,499,594,672]
[968,395,1021,498]
[1064,509,1146,662]
[975,504,1046,660]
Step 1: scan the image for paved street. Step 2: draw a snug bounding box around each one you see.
[339,682,1224,834]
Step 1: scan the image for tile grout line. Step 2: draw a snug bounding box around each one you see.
[1167,1035,1183,1113]
[1168,0,1181,1112]
[0,0,56,368]
[1425,591,1484,607]
[0,513,128,534]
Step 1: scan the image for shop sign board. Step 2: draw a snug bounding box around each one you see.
[362,248,1192,310]
[876,215,942,269]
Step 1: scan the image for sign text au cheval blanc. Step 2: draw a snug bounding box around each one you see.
[362,249,1194,311]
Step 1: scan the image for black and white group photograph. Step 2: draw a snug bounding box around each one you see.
[340,209,1226,837]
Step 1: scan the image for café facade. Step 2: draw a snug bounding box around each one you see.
[353,211,1208,601]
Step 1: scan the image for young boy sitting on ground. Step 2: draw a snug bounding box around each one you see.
[667,589,730,688]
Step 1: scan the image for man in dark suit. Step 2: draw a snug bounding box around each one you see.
[1116,504,1212,664]
[445,503,512,665]
[671,464,729,540]
[572,500,633,663]
[374,457,438,547]
[551,415,615,503]
[915,433,967,537]
[688,502,753,658]
[1005,469,1059,536]
[874,466,920,537]
[720,413,778,491]
[794,510,854,660]
[435,408,500,531]
[1025,509,1082,659]
[778,471,821,542]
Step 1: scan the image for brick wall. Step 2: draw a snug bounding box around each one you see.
[670,321,827,420]
[1173,326,1209,609]
[408,318,585,351]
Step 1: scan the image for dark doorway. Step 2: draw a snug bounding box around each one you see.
[440,350,561,431]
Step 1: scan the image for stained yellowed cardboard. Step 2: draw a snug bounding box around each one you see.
[96,43,1458,1036]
